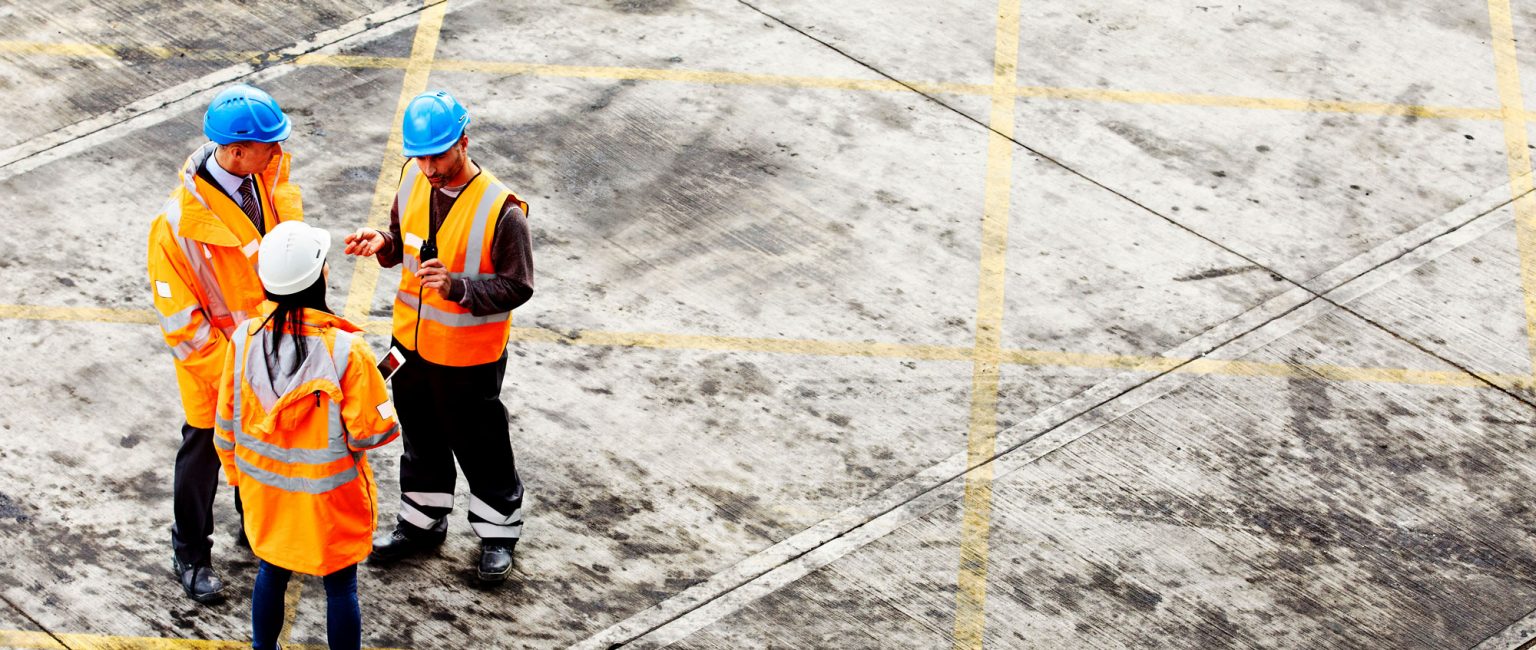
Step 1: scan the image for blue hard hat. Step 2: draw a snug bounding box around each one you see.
[203,83,291,144]
[401,90,471,157]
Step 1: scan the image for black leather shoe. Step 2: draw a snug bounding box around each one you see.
[235,526,249,549]
[369,528,444,564]
[171,557,225,604]
[477,543,515,584]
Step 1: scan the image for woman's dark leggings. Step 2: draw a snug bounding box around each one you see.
[251,560,360,650]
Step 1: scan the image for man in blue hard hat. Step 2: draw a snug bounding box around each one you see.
[344,90,533,584]
[147,82,305,603]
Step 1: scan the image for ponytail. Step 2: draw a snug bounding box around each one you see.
[257,276,331,376]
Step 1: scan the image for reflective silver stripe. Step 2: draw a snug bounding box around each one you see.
[351,422,399,449]
[170,319,211,360]
[165,195,243,337]
[213,435,234,451]
[332,330,353,380]
[469,495,521,525]
[215,416,234,431]
[158,304,197,334]
[396,163,419,217]
[404,491,454,509]
[330,330,355,453]
[402,245,496,280]
[235,454,358,495]
[231,322,249,441]
[181,142,218,204]
[395,290,509,327]
[235,428,350,465]
[399,501,441,529]
[470,521,523,539]
[461,184,506,275]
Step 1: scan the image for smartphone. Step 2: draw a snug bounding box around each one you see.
[377,346,406,381]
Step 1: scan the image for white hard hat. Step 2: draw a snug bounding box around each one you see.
[258,221,331,296]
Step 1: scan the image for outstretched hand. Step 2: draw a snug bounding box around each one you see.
[343,228,386,257]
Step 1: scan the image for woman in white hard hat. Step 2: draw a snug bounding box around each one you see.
[213,221,402,650]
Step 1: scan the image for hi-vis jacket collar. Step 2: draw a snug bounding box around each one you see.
[173,142,292,247]
[239,305,364,427]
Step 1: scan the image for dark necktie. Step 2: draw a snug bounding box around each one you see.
[237,177,263,234]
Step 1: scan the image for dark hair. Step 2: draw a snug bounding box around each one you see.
[258,276,331,376]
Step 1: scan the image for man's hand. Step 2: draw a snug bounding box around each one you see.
[343,228,386,257]
[417,259,452,298]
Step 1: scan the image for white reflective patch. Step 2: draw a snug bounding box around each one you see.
[242,240,259,257]
[156,281,172,298]
[404,491,454,508]
[471,521,523,539]
[376,401,396,420]
[469,495,520,525]
[202,244,213,259]
[398,502,440,530]
[404,233,424,249]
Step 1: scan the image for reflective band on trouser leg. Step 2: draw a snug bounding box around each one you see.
[467,494,522,540]
[400,491,451,532]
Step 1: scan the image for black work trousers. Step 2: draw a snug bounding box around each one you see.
[389,339,524,545]
[171,422,242,567]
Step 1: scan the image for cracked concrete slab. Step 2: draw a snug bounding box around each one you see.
[4,0,1536,648]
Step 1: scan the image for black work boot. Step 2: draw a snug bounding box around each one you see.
[171,557,225,604]
[369,527,444,564]
[477,542,515,584]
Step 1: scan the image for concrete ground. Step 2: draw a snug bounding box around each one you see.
[3,0,1536,648]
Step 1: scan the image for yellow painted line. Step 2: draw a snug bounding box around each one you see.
[280,579,304,647]
[290,53,410,70]
[432,57,989,96]
[953,2,1022,648]
[0,628,403,649]
[0,303,1518,390]
[341,0,447,322]
[0,303,155,324]
[1488,0,1536,380]
[1015,85,1502,121]
[0,37,1521,121]
[1002,348,1497,388]
[0,39,261,64]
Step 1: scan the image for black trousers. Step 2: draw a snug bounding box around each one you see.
[389,339,524,544]
[171,422,242,567]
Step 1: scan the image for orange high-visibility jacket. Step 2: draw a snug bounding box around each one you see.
[147,143,303,428]
[391,163,528,367]
[214,307,400,576]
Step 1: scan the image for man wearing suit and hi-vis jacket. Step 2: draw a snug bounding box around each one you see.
[146,83,303,603]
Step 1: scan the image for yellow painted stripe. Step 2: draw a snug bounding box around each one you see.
[279,579,304,647]
[1488,0,1536,379]
[1002,348,1495,388]
[341,1,447,322]
[0,304,1516,390]
[0,304,155,324]
[954,2,1022,648]
[432,57,989,96]
[0,628,403,649]
[290,53,409,70]
[1016,85,1502,121]
[0,37,1520,121]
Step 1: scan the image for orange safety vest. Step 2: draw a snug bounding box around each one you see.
[214,307,400,576]
[391,163,528,367]
[147,142,303,428]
